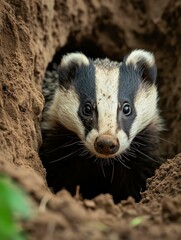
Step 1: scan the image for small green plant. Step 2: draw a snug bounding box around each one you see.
[0,174,32,240]
[130,216,143,227]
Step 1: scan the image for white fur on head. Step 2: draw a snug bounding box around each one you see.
[125,49,155,68]
[61,52,89,68]
[46,87,85,140]
[129,84,159,141]
[45,52,160,159]
[84,64,130,158]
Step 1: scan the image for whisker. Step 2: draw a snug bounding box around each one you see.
[46,132,74,138]
[93,158,98,164]
[79,148,89,157]
[111,160,114,183]
[45,140,80,154]
[49,148,81,163]
[131,145,160,164]
[122,153,131,162]
[101,163,106,178]
[132,139,146,147]
[86,151,94,159]
[116,156,130,169]
[63,140,82,148]
[125,149,136,158]
[135,135,157,143]
[137,133,175,145]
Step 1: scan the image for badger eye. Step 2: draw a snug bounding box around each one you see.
[122,103,132,116]
[83,102,93,116]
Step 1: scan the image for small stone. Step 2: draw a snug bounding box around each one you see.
[84,199,96,209]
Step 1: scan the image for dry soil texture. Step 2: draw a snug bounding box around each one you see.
[0,0,181,239]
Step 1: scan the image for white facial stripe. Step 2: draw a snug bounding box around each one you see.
[117,129,130,153]
[47,87,85,139]
[126,50,155,68]
[129,84,158,140]
[84,129,99,156]
[95,66,119,135]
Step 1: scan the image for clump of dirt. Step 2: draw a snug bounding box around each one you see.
[22,156,181,239]
[0,0,181,239]
[142,153,181,205]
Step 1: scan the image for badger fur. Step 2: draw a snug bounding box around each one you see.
[40,50,163,203]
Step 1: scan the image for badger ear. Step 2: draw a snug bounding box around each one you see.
[124,49,157,84]
[58,52,90,89]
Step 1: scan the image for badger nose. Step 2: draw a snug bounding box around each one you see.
[94,135,119,155]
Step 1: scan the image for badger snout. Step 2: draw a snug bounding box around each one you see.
[94,135,119,155]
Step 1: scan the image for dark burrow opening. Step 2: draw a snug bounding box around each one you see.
[43,36,175,156]
[41,35,178,203]
[47,37,121,71]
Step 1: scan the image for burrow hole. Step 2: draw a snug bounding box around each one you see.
[42,35,178,171]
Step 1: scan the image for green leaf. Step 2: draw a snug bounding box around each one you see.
[130,216,143,227]
[0,175,32,240]
[0,201,16,238]
[0,175,32,219]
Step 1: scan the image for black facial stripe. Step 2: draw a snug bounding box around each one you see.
[76,60,98,136]
[59,61,78,89]
[118,62,140,137]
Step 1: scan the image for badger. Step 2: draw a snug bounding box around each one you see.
[40,49,163,203]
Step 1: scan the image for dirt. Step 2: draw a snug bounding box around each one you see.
[0,0,181,239]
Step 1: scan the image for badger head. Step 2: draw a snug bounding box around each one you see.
[47,50,161,159]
